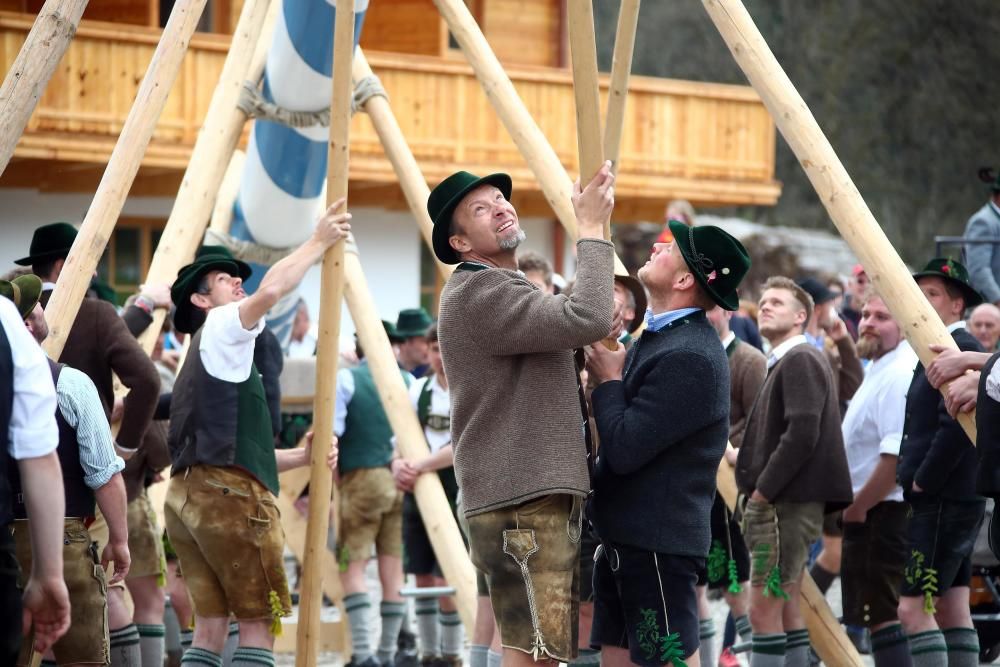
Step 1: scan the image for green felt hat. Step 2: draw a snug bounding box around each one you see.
[427,171,512,264]
[0,274,43,321]
[170,247,252,334]
[912,257,983,308]
[381,320,402,343]
[88,277,117,304]
[395,308,432,339]
[670,220,750,311]
[15,222,78,266]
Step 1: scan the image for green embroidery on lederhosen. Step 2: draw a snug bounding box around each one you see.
[707,540,727,584]
[721,505,742,594]
[636,608,687,666]
[904,549,938,614]
[751,510,789,600]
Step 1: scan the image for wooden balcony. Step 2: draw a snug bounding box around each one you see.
[0,12,780,221]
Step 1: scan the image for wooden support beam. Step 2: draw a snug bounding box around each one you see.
[433,0,628,276]
[566,0,603,185]
[42,0,209,361]
[603,0,640,173]
[343,248,477,630]
[296,0,354,662]
[0,0,88,177]
[135,0,275,359]
[351,48,452,281]
[700,0,975,443]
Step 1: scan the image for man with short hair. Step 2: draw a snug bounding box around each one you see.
[287,299,317,358]
[896,258,986,667]
[737,276,853,667]
[518,251,555,294]
[432,163,618,665]
[968,302,1000,351]
[585,221,750,667]
[5,273,132,667]
[396,308,433,378]
[164,202,348,667]
[963,168,1000,306]
[838,291,917,667]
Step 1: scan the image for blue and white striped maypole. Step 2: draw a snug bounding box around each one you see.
[229,0,368,346]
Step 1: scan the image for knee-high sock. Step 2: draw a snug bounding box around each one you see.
[378,601,407,663]
[344,592,374,662]
[439,610,463,657]
[180,628,194,654]
[415,597,440,656]
[870,623,912,667]
[784,628,810,667]
[569,648,600,665]
[699,618,716,667]
[221,621,239,665]
[110,624,142,667]
[231,646,276,667]
[734,614,753,644]
[750,632,785,667]
[907,629,947,667]
[942,627,979,667]
[136,624,165,667]
[181,647,222,667]
[469,645,489,667]
[487,649,501,667]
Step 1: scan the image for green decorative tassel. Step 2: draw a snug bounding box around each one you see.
[727,558,742,594]
[921,567,939,615]
[763,565,789,600]
[707,540,727,584]
[338,545,350,573]
[268,590,285,636]
[156,552,168,587]
[659,632,687,666]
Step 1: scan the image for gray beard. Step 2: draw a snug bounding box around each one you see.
[498,229,526,250]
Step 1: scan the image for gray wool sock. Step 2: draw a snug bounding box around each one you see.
[487,649,502,667]
[469,645,489,667]
[570,647,601,665]
[221,621,240,665]
[784,628,810,667]
[734,614,753,643]
[180,628,194,653]
[699,618,716,667]
[231,646,276,667]
[439,610,463,657]
[110,624,142,667]
[870,623,912,667]
[415,597,440,656]
[907,629,947,667]
[345,592,374,662]
[181,647,223,667]
[378,600,407,663]
[942,627,979,667]
[136,624,166,667]
[750,632,786,667]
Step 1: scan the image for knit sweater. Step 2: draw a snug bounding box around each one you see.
[736,342,853,509]
[727,338,767,449]
[438,239,615,516]
[588,311,730,556]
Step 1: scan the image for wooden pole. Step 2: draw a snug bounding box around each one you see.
[295,0,353,662]
[700,0,976,441]
[42,0,209,361]
[134,0,274,359]
[715,461,863,666]
[351,49,452,281]
[566,0,604,186]
[603,0,640,173]
[342,249,478,630]
[434,0,628,276]
[0,0,88,177]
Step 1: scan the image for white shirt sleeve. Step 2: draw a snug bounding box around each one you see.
[199,300,265,383]
[987,360,1000,403]
[876,361,912,457]
[334,368,355,437]
[56,367,125,489]
[1,298,58,459]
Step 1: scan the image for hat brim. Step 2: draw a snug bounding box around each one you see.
[10,275,42,320]
[670,220,740,311]
[912,271,984,309]
[172,257,253,334]
[13,248,71,267]
[614,274,647,333]
[432,173,513,264]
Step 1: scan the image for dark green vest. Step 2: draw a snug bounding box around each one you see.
[339,362,410,474]
[169,330,279,494]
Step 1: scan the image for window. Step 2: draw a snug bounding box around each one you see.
[97,218,165,304]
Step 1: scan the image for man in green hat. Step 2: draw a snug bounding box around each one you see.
[163,201,349,667]
[583,220,750,666]
[396,308,433,378]
[895,257,986,667]
[431,161,619,665]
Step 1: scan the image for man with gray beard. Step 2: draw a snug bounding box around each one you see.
[839,291,917,667]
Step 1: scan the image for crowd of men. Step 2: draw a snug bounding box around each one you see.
[3,165,1000,667]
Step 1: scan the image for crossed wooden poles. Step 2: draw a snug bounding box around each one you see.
[1,0,974,663]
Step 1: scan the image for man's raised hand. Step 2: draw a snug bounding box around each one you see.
[571,160,615,238]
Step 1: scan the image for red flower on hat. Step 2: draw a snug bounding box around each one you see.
[941,264,951,274]
[706,270,718,284]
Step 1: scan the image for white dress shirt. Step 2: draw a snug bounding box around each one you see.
[198,300,265,383]
[766,334,808,369]
[1,297,58,459]
[841,341,918,502]
[408,374,451,453]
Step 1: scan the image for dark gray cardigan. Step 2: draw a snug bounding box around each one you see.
[588,310,730,557]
